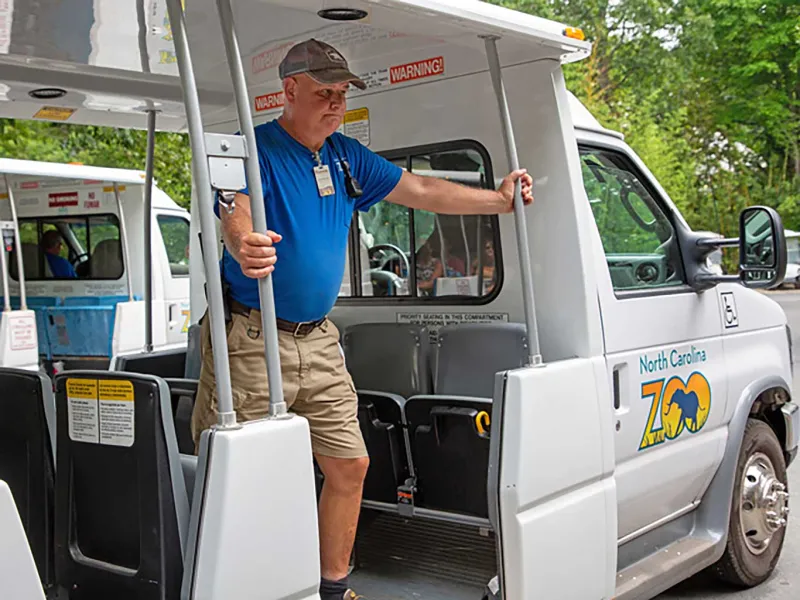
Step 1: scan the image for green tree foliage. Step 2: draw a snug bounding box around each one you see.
[493,0,799,267]
[0,119,192,209]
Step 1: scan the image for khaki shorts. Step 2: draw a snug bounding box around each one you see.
[190,309,366,459]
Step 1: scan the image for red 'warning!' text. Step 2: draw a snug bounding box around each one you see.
[254,91,285,112]
[390,57,445,85]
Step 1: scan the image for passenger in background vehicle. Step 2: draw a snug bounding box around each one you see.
[193,37,534,600]
[40,230,77,279]
[416,241,444,296]
[472,238,496,293]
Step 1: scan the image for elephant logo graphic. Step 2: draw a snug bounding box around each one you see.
[640,372,711,450]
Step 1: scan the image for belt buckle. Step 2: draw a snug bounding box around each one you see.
[293,321,306,337]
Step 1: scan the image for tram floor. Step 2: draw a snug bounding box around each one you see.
[349,509,496,599]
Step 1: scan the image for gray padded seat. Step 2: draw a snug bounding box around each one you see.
[53,371,190,599]
[342,323,432,505]
[405,322,528,519]
[434,322,528,398]
[342,322,432,398]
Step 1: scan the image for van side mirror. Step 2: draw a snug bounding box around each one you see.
[681,205,787,292]
[738,206,787,289]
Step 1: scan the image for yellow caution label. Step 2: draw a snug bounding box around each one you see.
[475,411,491,436]
[33,106,76,121]
[102,185,126,192]
[99,380,134,402]
[66,378,98,400]
[344,107,369,124]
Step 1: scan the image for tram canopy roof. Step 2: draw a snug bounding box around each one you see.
[0,0,591,130]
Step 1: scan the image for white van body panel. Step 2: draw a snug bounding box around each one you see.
[0,480,46,600]
[498,358,616,599]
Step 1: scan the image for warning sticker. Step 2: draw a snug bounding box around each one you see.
[99,380,135,447]
[67,379,99,444]
[390,56,444,85]
[48,191,79,208]
[397,312,509,343]
[254,91,285,113]
[33,106,76,121]
[338,107,370,146]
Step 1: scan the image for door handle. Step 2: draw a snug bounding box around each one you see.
[613,367,621,410]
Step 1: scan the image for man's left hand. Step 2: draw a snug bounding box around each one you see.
[497,169,534,212]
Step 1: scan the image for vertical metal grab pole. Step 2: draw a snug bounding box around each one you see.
[4,175,26,310]
[215,0,286,416]
[460,215,470,277]
[113,184,136,303]
[165,0,237,424]
[143,110,157,353]
[0,220,9,312]
[483,36,541,365]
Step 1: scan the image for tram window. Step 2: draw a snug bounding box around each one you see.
[157,215,190,277]
[10,215,124,281]
[345,142,502,302]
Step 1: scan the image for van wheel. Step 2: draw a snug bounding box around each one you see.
[712,419,789,587]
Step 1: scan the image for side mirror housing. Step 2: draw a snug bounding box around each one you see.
[681,205,787,291]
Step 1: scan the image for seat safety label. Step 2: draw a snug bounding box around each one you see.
[67,378,135,446]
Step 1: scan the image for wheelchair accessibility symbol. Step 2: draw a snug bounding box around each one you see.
[721,292,738,329]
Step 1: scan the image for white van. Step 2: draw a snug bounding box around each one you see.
[0,2,796,600]
[0,160,191,373]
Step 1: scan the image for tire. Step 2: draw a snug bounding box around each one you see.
[712,418,789,587]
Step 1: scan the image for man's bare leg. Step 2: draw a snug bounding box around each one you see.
[315,455,369,586]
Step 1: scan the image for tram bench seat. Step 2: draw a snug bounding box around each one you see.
[0,368,57,590]
[53,371,190,600]
[344,321,528,520]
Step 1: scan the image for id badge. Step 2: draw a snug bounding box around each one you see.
[314,165,335,197]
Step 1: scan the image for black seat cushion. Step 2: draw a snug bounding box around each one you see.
[357,392,409,504]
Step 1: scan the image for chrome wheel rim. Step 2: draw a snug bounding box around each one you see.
[739,452,789,555]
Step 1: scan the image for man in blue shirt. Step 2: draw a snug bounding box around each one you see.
[41,230,77,278]
[191,38,533,600]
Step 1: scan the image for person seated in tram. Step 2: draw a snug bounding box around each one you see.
[41,229,77,279]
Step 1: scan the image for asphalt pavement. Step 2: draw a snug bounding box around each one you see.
[657,290,800,600]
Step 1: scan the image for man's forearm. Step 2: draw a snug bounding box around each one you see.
[220,192,254,263]
[388,172,506,215]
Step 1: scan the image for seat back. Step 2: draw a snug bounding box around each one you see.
[113,347,188,380]
[404,396,492,519]
[184,323,202,380]
[164,378,199,455]
[53,371,189,599]
[356,392,409,504]
[0,368,56,588]
[435,323,528,398]
[90,239,123,279]
[342,323,432,398]
[0,480,47,600]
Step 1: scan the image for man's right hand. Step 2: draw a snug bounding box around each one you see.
[239,230,282,278]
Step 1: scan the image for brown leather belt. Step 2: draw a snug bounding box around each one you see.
[229,298,326,336]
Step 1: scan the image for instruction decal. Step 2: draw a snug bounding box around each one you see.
[48,191,79,208]
[338,107,370,146]
[99,380,135,447]
[66,378,135,446]
[67,379,100,444]
[7,314,37,351]
[397,312,508,342]
[33,106,76,121]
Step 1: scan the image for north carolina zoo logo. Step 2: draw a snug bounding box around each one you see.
[639,372,711,451]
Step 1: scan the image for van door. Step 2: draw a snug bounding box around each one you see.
[581,142,727,541]
[155,211,191,345]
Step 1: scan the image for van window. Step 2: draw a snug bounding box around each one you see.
[342,142,501,301]
[580,146,685,292]
[157,215,190,277]
[11,215,124,281]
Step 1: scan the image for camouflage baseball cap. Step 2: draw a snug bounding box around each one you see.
[278,39,366,90]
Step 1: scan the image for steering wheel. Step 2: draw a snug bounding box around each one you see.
[368,243,410,276]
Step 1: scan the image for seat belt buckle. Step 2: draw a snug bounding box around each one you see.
[397,479,416,517]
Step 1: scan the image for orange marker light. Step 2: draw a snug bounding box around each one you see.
[564,27,586,41]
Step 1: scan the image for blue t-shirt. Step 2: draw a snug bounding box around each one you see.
[46,253,77,278]
[217,119,402,322]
